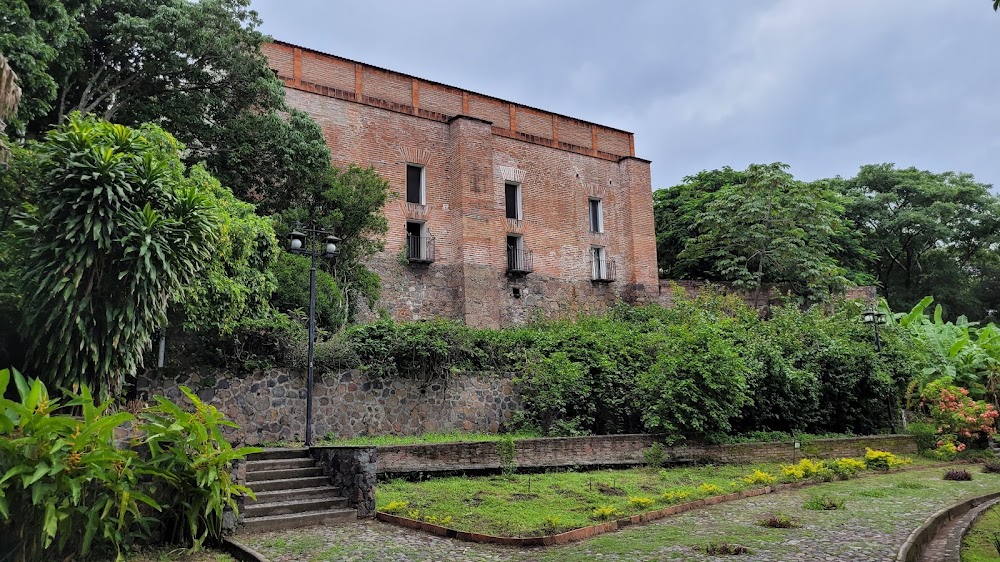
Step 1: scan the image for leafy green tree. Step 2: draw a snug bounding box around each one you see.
[279,165,391,326]
[1,0,332,211]
[0,0,86,131]
[836,164,1000,320]
[170,164,286,338]
[656,163,855,303]
[18,115,218,398]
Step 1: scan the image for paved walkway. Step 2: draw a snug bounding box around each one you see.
[917,496,1000,562]
[241,468,1000,562]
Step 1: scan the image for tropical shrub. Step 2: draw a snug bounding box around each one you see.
[0,369,152,562]
[17,116,218,399]
[780,458,831,481]
[0,369,257,561]
[919,379,999,441]
[638,310,750,443]
[139,386,259,549]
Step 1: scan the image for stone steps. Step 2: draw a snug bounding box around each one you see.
[240,449,355,533]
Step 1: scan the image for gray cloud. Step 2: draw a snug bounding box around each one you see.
[251,1,1000,189]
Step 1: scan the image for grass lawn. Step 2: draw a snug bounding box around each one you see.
[963,500,1000,562]
[318,430,541,447]
[377,456,933,537]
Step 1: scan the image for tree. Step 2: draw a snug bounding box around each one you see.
[18,115,218,398]
[836,164,1000,320]
[656,163,856,303]
[0,0,86,131]
[1,0,332,210]
[279,165,391,326]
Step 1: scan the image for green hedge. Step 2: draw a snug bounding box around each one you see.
[314,293,918,443]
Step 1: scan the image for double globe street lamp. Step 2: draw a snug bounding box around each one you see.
[288,226,341,447]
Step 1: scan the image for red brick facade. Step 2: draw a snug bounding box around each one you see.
[263,41,658,327]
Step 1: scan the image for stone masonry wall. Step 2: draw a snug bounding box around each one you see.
[136,369,519,446]
[376,434,918,475]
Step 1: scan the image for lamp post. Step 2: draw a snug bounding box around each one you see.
[863,305,896,433]
[288,226,340,447]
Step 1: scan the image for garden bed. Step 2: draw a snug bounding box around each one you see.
[376,451,932,539]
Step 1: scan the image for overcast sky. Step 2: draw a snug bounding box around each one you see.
[250,1,1000,190]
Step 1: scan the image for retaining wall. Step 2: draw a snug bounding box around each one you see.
[376,434,918,475]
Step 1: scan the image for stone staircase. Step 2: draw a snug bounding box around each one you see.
[240,448,356,533]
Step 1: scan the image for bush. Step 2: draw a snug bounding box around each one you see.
[781,458,833,481]
[944,469,973,481]
[0,369,258,561]
[0,370,148,562]
[742,469,777,486]
[628,496,655,509]
[864,448,911,471]
[823,458,867,479]
[906,421,939,453]
[662,490,692,504]
[381,501,410,514]
[591,505,620,521]
[139,386,259,549]
[983,460,1000,474]
[803,494,844,510]
[697,483,724,496]
[644,442,667,468]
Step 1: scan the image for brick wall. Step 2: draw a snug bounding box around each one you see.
[264,41,655,328]
[375,434,917,475]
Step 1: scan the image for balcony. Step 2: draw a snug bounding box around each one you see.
[591,257,616,282]
[506,247,533,275]
[406,234,435,264]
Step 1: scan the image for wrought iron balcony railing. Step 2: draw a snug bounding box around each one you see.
[591,257,616,282]
[506,247,533,274]
[406,234,435,264]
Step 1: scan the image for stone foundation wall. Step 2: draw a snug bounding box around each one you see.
[136,369,519,445]
[375,434,918,475]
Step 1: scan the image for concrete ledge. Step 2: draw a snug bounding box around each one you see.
[895,490,1000,562]
[222,537,270,562]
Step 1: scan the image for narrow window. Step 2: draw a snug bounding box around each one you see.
[589,199,603,233]
[507,235,522,271]
[505,182,521,220]
[406,221,423,259]
[592,246,605,279]
[406,164,424,204]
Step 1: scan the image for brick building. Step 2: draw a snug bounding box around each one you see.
[262,41,657,328]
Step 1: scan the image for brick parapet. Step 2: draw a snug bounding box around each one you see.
[263,41,636,162]
[376,434,918,475]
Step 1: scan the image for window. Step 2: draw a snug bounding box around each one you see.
[505,182,521,220]
[589,198,603,233]
[592,246,605,279]
[591,246,615,281]
[406,221,434,262]
[406,164,424,204]
[506,235,532,273]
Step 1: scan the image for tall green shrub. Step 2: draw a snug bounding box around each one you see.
[0,369,155,562]
[140,386,258,549]
[18,115,218,398]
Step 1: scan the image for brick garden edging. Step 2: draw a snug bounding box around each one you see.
[894,490,1000,562]
[375,462,955,548]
